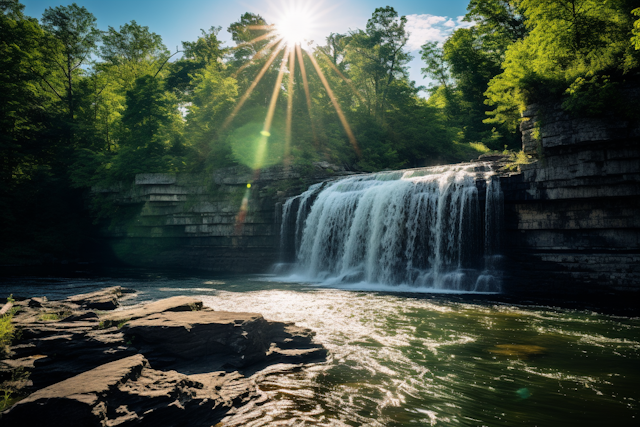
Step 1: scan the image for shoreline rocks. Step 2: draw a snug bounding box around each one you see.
[0,287,327,426]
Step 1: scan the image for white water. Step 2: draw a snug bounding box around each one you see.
[279,163,503,292]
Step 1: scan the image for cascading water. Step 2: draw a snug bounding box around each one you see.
[279,162,503,292]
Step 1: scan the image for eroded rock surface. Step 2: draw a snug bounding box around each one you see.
[0,288,326,426]
[2,354,258,426]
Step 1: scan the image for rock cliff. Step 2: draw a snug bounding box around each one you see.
[501,103,640,295]
[96,163,346,272]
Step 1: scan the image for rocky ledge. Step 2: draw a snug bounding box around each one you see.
[0,287,326,426]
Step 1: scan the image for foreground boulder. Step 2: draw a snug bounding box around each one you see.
[1,289,326,426]
[1,354,257,426]
[124,310,271,368]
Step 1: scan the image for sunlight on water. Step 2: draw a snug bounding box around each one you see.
[196,282,640,427]
[3,274,639,426]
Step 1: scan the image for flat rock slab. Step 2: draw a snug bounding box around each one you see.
[2,354,146,426]
[65,286,124,310]
[100,296,203,326]
[1,292,327,425]
[123,310,271,366]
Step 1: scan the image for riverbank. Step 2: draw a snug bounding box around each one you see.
[1,273,638,425]
[3,265,640,317]
[0,286,327,426]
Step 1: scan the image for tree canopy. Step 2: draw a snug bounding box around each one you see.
[2,0,638,263]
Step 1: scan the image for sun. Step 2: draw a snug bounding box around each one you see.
[275,4,315,47]
[226,0,360,233]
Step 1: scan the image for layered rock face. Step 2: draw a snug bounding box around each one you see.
[0,288,326,426]
[97,163,344,272]
[501,104,640,295]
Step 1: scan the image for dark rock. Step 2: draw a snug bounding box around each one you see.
[123,310,271,368]
[65,286,125,310]
[2,354,146,426]
[27,297,47,308]
[478,153,510,162]
[1,354,257,427]
[503,100,640,295]
[1,293,327,424]
[62,311,99,322]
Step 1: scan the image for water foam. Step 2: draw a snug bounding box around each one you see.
[279,163,503,293]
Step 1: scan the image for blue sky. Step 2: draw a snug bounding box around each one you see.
[22,0,472,92]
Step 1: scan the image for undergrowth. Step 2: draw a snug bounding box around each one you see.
[1,295,17,355]
[502,149,535,172]
[0,295,29,412]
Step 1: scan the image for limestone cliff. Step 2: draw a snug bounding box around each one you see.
[96,163,346,272]
[501,103,640,295]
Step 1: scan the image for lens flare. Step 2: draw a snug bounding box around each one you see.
[228,0,360,231]
[274,2,315,48]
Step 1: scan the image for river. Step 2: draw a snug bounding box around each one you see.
[2,271,638,426]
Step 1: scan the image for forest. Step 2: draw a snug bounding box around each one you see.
[2,0,640,264]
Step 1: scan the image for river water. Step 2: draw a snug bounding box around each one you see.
[3,271,638,426]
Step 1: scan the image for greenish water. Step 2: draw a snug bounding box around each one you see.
[2,273,639,426]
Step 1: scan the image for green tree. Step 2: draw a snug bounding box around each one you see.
[184,63,238,169]
[167,26,227,96]
[485,0,640,124]
[426,0,525,148]
[1,2,97,263]
[227,12,270,68]
[90,20,170,154]
[420,42,467,142]
[0,3,51,188]
[41,3,99,121]
[110,75,185,181]
[345,6,411,121]
[100,20,168,89]
[633,8,640,49]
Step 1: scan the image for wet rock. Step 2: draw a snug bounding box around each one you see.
[1,291,327,425]
[63,311,100,322]
[27,297,47,308]
[2,354,146,426]
[489,344,547,358]
[478,153,510,163]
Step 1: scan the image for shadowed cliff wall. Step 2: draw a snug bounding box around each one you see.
[96,163,346,272]
[501,103,640,295]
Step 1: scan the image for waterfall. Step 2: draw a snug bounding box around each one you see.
[279,163,503,292]
[279,183,324,263]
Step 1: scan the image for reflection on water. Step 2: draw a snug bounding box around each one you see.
[2,273,639,426]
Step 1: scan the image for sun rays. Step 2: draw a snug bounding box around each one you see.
[274,7,314,47]
[228,1,360,234]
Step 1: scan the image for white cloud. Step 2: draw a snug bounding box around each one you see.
[443,19,456,28]
[405,14,474,51]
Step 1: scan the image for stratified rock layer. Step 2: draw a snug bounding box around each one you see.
[501,102,640,295]
[98,163,350,272]
[0,288,326,426]
[2,354,258,427]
